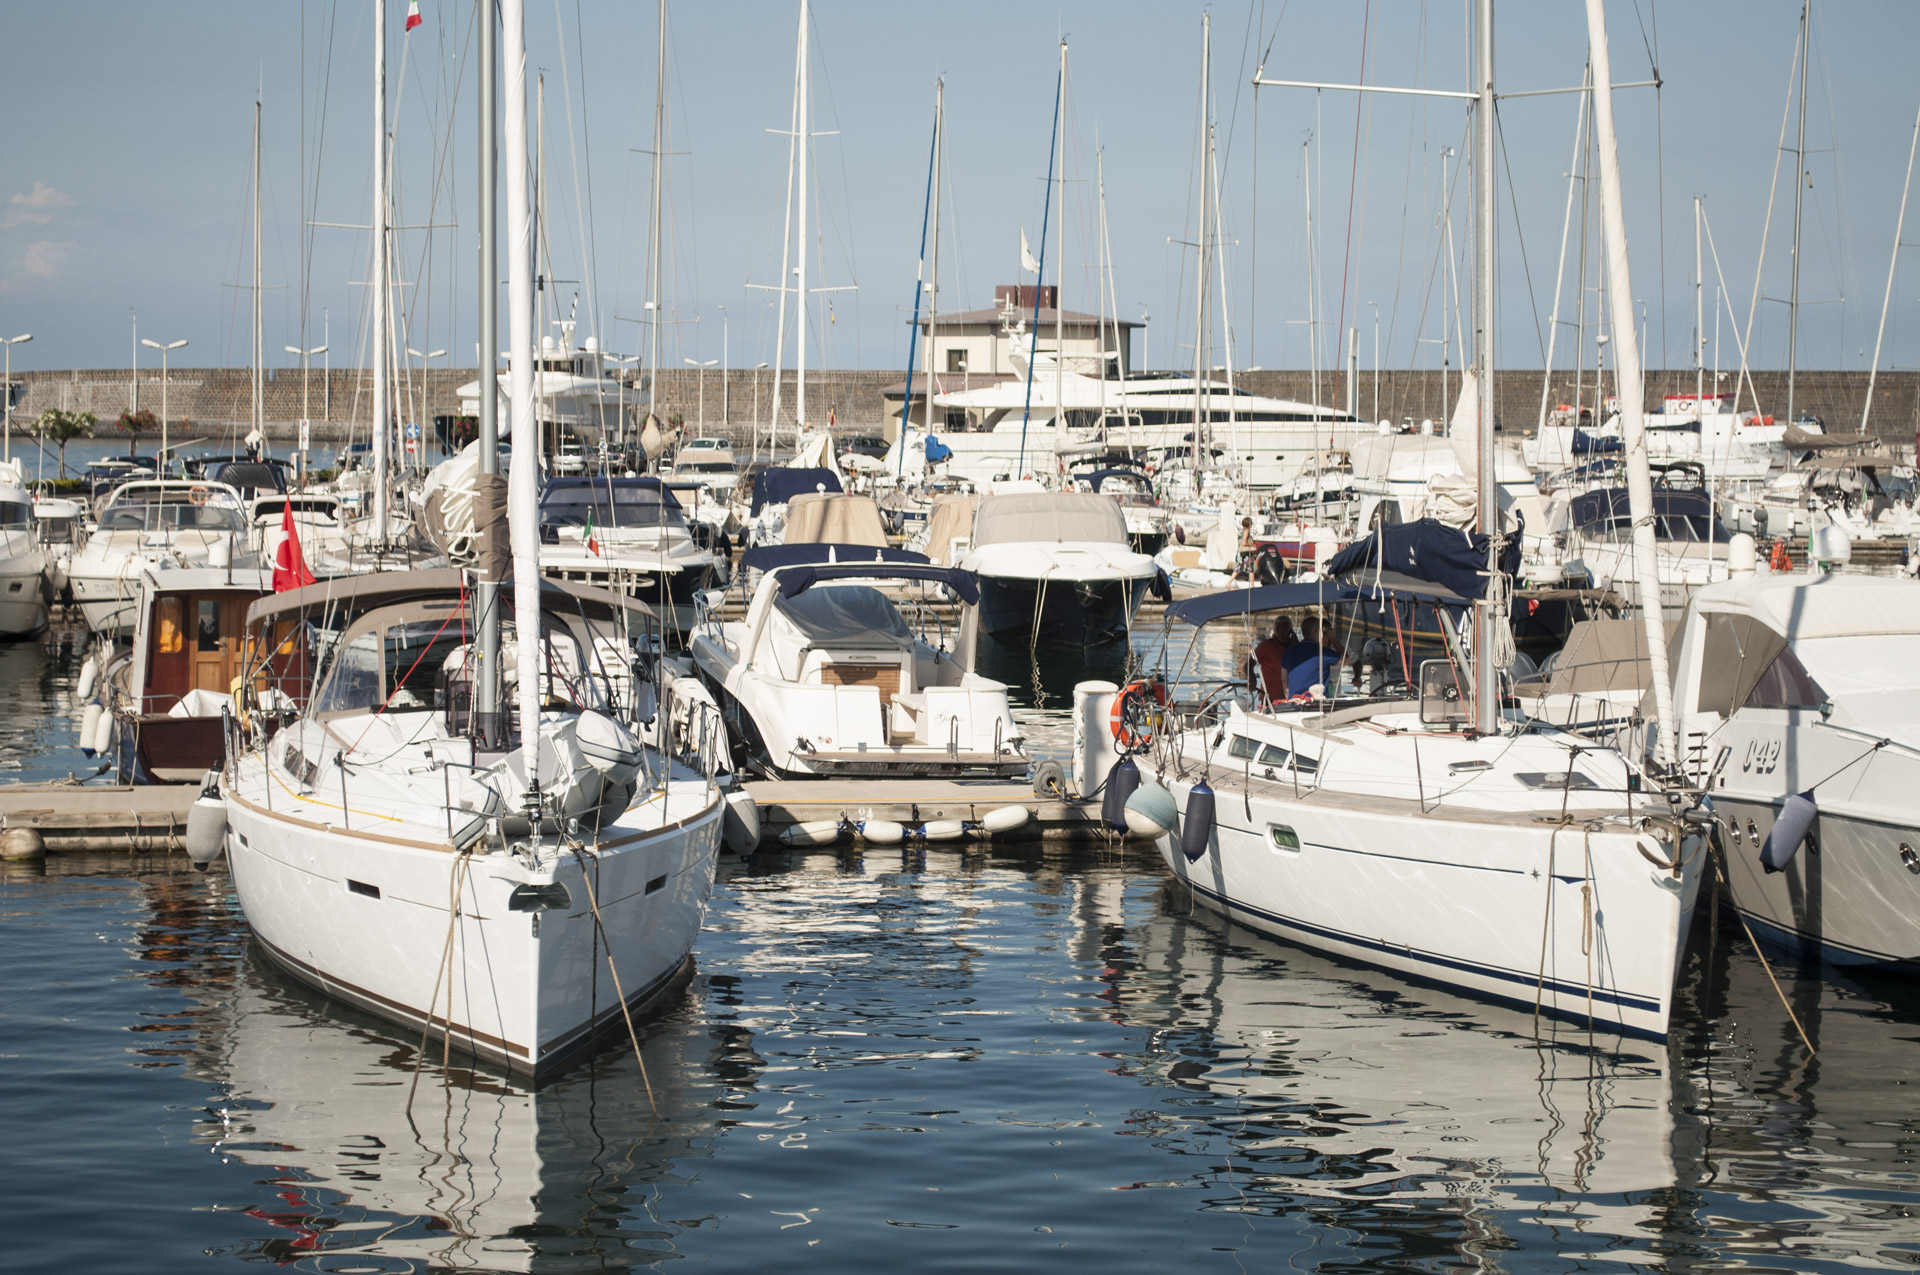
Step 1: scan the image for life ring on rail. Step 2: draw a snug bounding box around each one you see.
[188,485,212,507]
[1109,679,1167,751]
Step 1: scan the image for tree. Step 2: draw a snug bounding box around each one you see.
[33,409,95,478]
[114,407,156,459]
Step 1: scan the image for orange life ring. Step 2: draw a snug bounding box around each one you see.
[188,485,211,507]
[1109,679,1167,750]
[1768,538,1791,573]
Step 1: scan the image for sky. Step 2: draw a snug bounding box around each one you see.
[5,0,1920,389]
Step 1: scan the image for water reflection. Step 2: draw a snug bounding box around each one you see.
[179,950,725,1270]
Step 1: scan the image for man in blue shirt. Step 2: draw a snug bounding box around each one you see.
[1283,617,1342,698]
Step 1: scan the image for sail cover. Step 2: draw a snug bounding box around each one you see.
[1325,517,1519,601]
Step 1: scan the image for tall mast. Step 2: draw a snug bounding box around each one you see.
[1470,0,1497,735]
[926,78,943,432]
[1695,195,1704,406]
[372,0,390,537]
[252,100,264,448]
[1584,0,1676,766]
[1863,99,1920,433]
[1096,149,1108,427]
[796,0,810,434]
[1786,0,1809,428]
[1193,15,1209,469]
[475,0,503,746]
[503,0,541,785]
[1053,39,1067,463]
[897,81,940,480]
[1302,137,1315,457]
[646,0,666,448]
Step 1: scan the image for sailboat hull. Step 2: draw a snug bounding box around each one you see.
[225,787,722,1078]
[1154,776,1700,1038]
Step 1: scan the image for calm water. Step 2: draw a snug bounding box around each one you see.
[3,619,1918,1272]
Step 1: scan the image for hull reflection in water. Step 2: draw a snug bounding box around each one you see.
[1115,892,1677,1243]
[188,954,720,1271]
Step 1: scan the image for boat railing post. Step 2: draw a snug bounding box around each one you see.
[340,759,350,831]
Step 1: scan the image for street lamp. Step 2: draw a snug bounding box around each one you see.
[0,333,30,464]
[285,343,327,449]
[753,362,770,460]
[139,337,187,472]
[683,356,718,430]
[717,306,729,425]
[1368,301,1380,424]
[606,353,640,458]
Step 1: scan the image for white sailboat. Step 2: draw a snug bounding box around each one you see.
[1134,0,1704,1039]
[217,0,725,1079]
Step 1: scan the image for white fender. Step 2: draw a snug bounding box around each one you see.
[79,703,103,757]
[918,819,966,842]
[722,789,761,854]
[92,707,114,757]
[185,795,228,866]
[858,819,905,845]
[978,805,1030,835]
[778,818,844,847]
[75,659,98,704]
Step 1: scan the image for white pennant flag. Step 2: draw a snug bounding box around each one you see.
[1019,227,1040,276]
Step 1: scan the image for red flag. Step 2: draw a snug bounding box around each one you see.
[273,502,317,592]
[405,0,423,31]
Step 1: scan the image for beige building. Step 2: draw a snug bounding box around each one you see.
[883,284,1143,435]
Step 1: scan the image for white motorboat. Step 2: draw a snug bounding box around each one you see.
[67,479,256,636]
[537,475,728,634]
[32,492,85,605]
[455,322,632,450]
[1066,461,1170,555]
[1538,472,1737,613]
[958,490,1162,646]
[1670,572,1920,971]
[1525,391,1787,483]
[217,0,726,1081]
[690,544,1029,779]
[1720,446,1917,559]
[0,460,48,636]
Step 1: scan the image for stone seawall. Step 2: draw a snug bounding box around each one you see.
[7,365,1916,447]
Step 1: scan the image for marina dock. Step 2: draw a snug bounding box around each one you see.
[0,783,197,856]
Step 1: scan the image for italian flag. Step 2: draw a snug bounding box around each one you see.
[405,1,422,31]
[583,509,601,557]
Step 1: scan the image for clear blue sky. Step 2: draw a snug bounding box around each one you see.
[5,0,1918,386]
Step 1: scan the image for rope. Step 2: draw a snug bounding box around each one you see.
[1707,824,1817,1059]
[570,844,658,1116]
[408,848,475,1111]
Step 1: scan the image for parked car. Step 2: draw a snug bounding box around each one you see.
[838,435,888,463]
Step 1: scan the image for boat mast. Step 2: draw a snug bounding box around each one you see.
[1785,0,1809,429]
[897,82,940,480]
[1470,0,1497,735]
[1695,195,1704,408]
[372,0,391,539]
[796,0,810,435]
[252,99,264,453]
[475,0,503,747]
[1584,0,1677,766]
[1193,15,1210,470]
[1537,66,1588,438]
[504,0,542,791]
[1862,99,1920,433]
[646,0,666,457]
[1053,38,1067,466]
[926,78,943,436]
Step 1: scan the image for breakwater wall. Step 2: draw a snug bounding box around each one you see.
[7,366,1916,446]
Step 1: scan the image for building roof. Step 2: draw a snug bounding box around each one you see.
[912,306,1140,329]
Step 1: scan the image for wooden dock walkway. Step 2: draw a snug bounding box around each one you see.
[0,783,197,855]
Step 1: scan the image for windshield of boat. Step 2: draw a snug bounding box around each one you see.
[100,490,248,534]
[0,501,30,530]
[541,484,688,532]
[311,610,611,718]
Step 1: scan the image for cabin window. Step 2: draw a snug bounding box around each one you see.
[156,598,184,655]
[313,632,383,716]
[1743,644,1826,710]
[196,600,220,652]
[1257,743,1291,766]
[1269,825,1302,851]
[1228,735,1260,761]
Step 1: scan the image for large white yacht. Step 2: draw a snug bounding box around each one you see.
[67,479,256,636]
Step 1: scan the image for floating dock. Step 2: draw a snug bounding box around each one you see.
[739,777,1136,844]
[0,783,197,855]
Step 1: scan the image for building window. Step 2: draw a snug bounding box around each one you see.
[946,348,968,374]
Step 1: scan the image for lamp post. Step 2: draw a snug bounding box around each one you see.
[405,347,447,468]
[606,354,639,462]
[285,342,327,451]
[0,333,30,464]
[683,356,718,429]
[1368,301,1380,424]
[753,362,770,459]
[139,337,187,472]
[718,306,729,425]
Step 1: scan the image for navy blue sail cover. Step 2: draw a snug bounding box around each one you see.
[750,467,843,514]
[1323,516,1520,601]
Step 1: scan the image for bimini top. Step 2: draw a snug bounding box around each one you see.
[243,567,652,628]
[1164,574,1469,627]
[741,544,931,573]
[751,467,842,514]
[970,491,1128,548]
[1566,485,1724,542]
[739,544,979,605]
